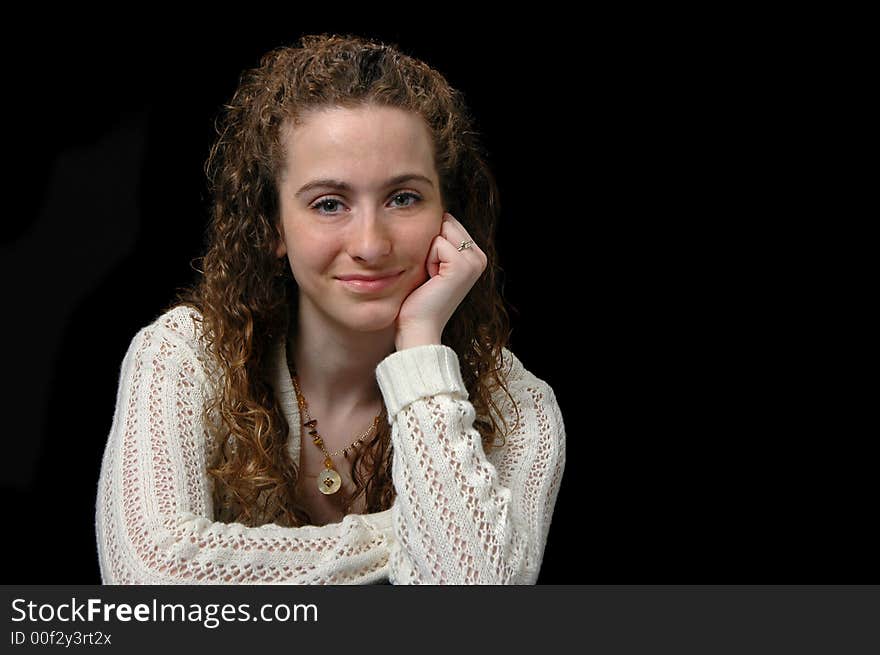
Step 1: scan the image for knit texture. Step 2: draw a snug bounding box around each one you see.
[95,305,566,584]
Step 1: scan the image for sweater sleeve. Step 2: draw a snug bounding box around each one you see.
[95,312,394,584]
[374,344,566,584]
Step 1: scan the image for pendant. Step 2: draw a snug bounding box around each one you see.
[317,468,342,495]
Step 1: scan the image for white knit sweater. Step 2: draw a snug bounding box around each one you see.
[95,305,566,584]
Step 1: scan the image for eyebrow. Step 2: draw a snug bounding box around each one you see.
[294,173,434,198]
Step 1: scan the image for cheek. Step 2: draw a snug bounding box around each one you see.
[409,222,442,255]
[402,223,442,275]
[288,243,334,283]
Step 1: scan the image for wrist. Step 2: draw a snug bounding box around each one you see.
[395,329,442,351]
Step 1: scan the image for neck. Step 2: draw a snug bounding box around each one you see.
[287,301,396,419]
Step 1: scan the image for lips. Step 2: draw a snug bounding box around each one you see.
[336,271,403,282]
[336,270,403,293]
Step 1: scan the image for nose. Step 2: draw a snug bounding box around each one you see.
[346,207,392,262]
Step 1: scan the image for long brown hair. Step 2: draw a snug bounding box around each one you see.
[168,32,520,527]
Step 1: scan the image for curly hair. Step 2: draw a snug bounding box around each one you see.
[167,32,521,528]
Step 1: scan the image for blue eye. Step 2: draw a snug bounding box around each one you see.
[389,192,421,208]
[309,192,423,215]
[311,198,343,214]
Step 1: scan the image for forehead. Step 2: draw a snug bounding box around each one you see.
[280,105,436,182]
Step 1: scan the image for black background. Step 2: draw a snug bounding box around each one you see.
[2,13,869,584]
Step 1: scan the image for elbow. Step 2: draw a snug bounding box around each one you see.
[96,508,207,585]
[486,537,539,585]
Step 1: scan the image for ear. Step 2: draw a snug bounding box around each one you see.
[275,222,287,258]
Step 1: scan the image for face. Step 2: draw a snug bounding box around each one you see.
[275,104,444,335]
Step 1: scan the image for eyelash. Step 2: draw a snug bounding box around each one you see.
[308,192,423,215]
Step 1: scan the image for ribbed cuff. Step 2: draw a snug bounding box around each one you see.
[375,344,469,417]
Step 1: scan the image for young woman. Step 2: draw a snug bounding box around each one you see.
[95,33,566,584]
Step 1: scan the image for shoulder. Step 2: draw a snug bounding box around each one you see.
[495,346,563,428]
[125,304,212,378]
[498,346,554,399]
[143,303,206,344]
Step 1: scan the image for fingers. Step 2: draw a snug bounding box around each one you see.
[441,213,487,272]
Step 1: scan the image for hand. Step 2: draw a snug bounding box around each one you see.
[395,212,488,350]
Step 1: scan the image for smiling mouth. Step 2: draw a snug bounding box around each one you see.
[336,271,403,292]
[335,270,404,282]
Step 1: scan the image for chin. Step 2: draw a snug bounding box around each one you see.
[340,303,401,333]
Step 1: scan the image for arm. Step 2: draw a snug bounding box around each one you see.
[95,314,394,584]
[375,344,566,584]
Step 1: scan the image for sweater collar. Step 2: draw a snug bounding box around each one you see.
[270,335,302,464]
